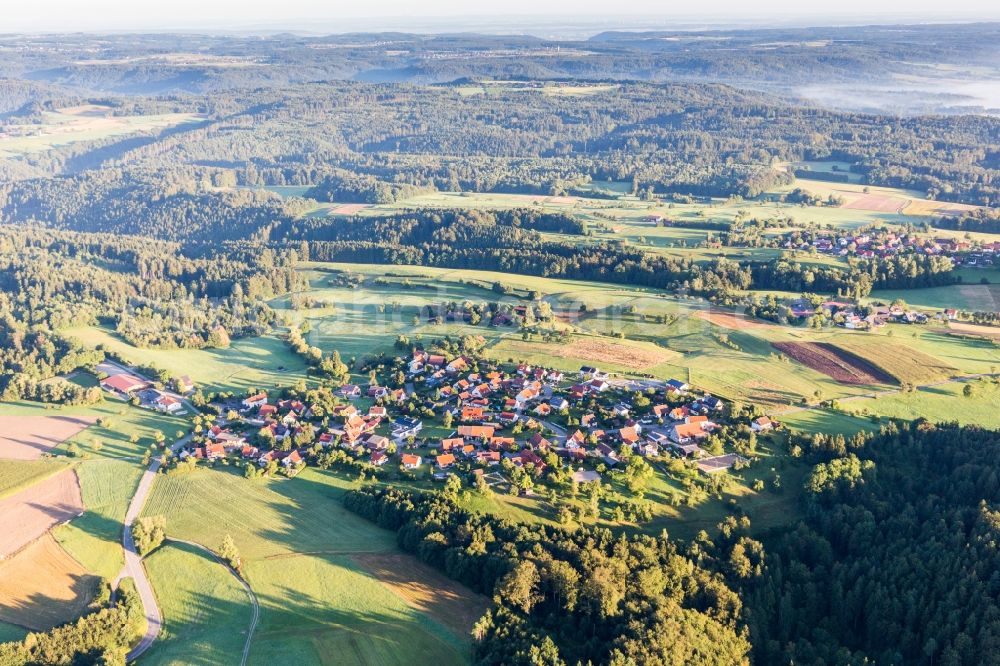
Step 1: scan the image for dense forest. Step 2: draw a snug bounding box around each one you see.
[344,486,752,665]
[748,423,1000,665]
[0,226,306,401]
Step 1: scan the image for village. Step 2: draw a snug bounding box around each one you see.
[96,348,775,504]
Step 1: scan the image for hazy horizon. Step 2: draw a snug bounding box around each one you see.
[2,2,999,36]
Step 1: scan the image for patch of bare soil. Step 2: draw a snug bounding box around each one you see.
[353,552,490,638]
[0,468,84,559]
[0,415,95,460]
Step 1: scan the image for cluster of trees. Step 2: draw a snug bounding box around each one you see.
[936,208,1000,234]
[0,225,308,393]
[285,323,350,382]
[0,305,105,403]
[0,578,144,665]
[305,169,434,204]
[344,486,751,665]
[747,422,1000,665]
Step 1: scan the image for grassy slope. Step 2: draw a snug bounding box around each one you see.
[142,466,471,666]
[142,541,251,666]
[845,379,1000,428]
[61,326,309,395]
[54,460,143,580]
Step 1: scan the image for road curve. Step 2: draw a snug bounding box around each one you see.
[167,538,260,666]
[121,435,190,662]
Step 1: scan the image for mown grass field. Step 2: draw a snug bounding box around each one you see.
[54,460,142,580]
[0,460,69,499]
[143,541,252,666]
[142,466,476,666]
[844,378,1000,428]
[62,326,309,395]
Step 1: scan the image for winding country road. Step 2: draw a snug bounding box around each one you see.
[120,434,190,662]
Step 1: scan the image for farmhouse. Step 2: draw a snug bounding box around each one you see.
[243,393,268,409]
[100,373,149,396]
[669,422,710,445]
[154,393,183,414]
[751,416,774,432]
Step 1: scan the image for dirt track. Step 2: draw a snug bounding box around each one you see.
[0,468,84,559]
[0,415,95,460]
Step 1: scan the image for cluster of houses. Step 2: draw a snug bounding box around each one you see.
[178,350,760,482]
[787,299,932,330]
[781,228,998,263]
[99,372,185,414]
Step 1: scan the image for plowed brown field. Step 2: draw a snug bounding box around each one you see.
[773,342,896,385]
[0,415,95,460]
[0,468,83,559]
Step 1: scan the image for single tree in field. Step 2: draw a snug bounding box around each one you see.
[220,534,242,573]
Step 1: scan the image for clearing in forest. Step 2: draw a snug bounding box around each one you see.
[0,533,99,631]
[830,340,957,385]
[772,342,896,385]
[353,552,490,639]
[0,468,84,559]
[0,415,96,460]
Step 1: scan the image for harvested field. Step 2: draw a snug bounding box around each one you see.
[329,203,369,215]
[494,336,677,370]
[841,193,906,213]
[772,342,896,385]
[831,340,957,385]
[0,415,96,460]
[353,552,490,638]
[902,199,978,216]
[941,322,1000,341]
[0,533,98,631]
[693,310,780,332]
[957,285,999,312]
[0,468,84,559]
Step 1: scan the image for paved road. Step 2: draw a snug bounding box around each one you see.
[121,434,190,662]
[167,538,259,666]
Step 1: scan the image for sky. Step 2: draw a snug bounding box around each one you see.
[3,0,999,33]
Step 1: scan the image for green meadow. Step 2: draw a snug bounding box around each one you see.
[62,326,310,395]
[0,459,70,499]
[54,460,143,580]
[142,466,474,666]
[143,541,253,666]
